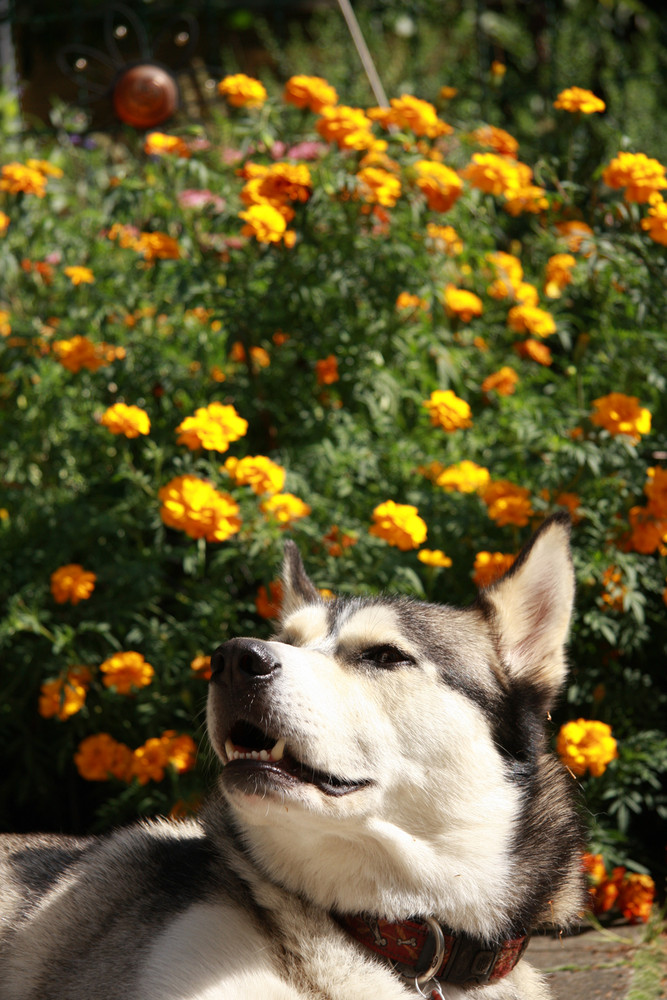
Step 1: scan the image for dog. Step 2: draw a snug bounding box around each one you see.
[0,513,585,999]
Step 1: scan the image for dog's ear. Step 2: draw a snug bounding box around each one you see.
[480,513,575,701]
[282,540,321,616]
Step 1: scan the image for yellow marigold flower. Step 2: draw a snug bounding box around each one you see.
[556,719,618,777]
[260,492,311,526]
[507,304,557,338]
[190,654,212,680]
[0,161,48,197]
[239,203,294,245]
[590,392,651,441]
[38,667,91,721]
[544,253,576,298]
[443,285,483,323]
[50,563,96,604]
[369,500,427,551]
[602,151,667,203]
[482,480,533,527]
[256,580,283,619]
[316,105,377,151]
[134,231,182,260]
[413,160,463,212]
[223,455,286,496]
[315,354,339,385]
[100,402,150,438]
[53,335,124,373]
[63,265,94,285]
[491,61,506,78]
[0,211,10,233]
[368,95,453,138]
[435,460,490,494]
[461,153,532,196]
[100,650,155,695]
[471,124,519,158]
[472,551,516,588]
[486,251,523,298]
[515,282,540,306]
[176,402,248,453]
[355,166,402,207]
[555,219,594,253]
[553,87,605,114]
[481,366,519,396]
[423,389,473,432]
[25,158,63,178]
[218,73,267,108]
[617,873,655,925]
[159,475,242,542]
[284,74,338,112]
[74,733,133,782]
[417,549,452,567]
[144,132,190,158]
[503,184,549,216]
[425,223,463,255]
[641,197,667,245]
[241,162,312,209]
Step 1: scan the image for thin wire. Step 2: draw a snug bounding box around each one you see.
[335,0,389,107]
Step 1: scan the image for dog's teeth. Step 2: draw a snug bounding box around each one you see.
[259,750,269,761]
[270,738,286,762]
[224,739,235,762]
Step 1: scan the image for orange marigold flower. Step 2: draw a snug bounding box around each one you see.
[223,455,285,496]
[471,124,519,158]
[602,151,667,203]
[645,466,667,517]
[63,265,94,285]
[131,737,170,785]
[100,650,154,695]
[369,500,427,551]
[190,654,212,680]
[413,160,463,212]
[472,551,516,588]
[74,733,133,782]
[241,162,312,209]
[134,231,182,260]
[355,166,402,207]
[368,95,453,138]
[163,731,197,773]
[0,161,48,197]
[26,158,63,179]
[544,253,576,298]
[396,291,429,312]
[617,873,655,924]
[507,304,556,338]
[641,196,667,245]
[0,211,9,233]
[435,460,490,494]
[159,475,242,542]
[590,392,651,441]
[481,366,519,396]
[256,580,283,619]
[503,185,549,216]
[316,105,378,151]
[284,74,338,112]
[260,493,311,526]
[423,389,473,432]
[315,354,339,385]
[625,506,666,555]
[417,549,452,567]
[50,563,96,604]
[461,153,532,196]
[600,566,626,611]
[425,223,463,255]
[443,285,483,323]
[323,525,357,557]
[555,220,594,253]
[175,402,248,453]
[556,719,618,777]
[38,667,91,720]
[553,87,605,114]
[482,480,533,527]
[53,335,124,373]
[144,132,191,158]
[100,402,150,438]
[514,338,553,366]
[486,251,523,298]
[218,73,267,108]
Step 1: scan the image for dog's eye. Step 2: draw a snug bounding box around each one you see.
[360,645,413,668]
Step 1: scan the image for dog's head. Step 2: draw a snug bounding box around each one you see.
[207,514,579,935]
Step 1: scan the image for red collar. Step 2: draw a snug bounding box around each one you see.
[336,913,530,988]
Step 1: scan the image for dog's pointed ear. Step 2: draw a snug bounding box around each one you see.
[282,540,321,617]
[480,513,575,701]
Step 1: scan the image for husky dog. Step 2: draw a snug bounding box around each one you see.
[0,513,584,999]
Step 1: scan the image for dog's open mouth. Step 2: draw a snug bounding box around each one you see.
[221,720,371,798]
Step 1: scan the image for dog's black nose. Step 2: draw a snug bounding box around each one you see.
[211,638,281,682]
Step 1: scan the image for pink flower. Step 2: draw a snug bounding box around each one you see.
[178,189,225,212]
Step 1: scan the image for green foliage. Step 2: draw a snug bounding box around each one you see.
[0,69,666,890]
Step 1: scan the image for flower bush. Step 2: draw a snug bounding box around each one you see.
[0,71,666,902]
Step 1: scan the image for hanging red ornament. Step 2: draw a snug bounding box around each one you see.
[112,63,179,128]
